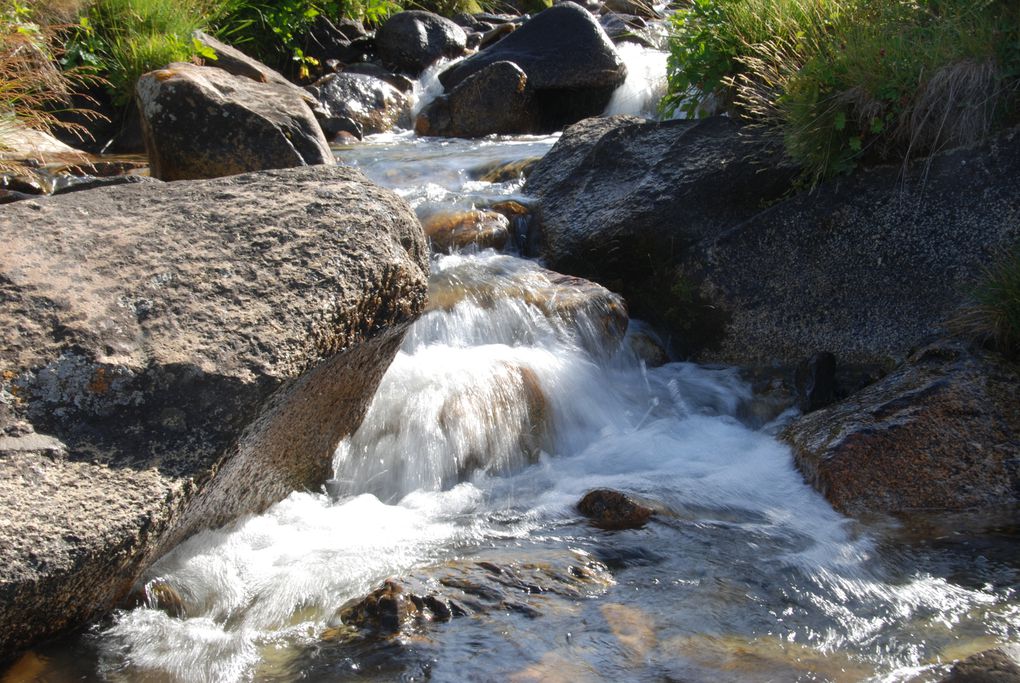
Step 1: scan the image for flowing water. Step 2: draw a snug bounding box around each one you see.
[11,44,1020,683]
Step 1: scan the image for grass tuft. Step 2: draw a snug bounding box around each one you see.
[954,247,1020,357]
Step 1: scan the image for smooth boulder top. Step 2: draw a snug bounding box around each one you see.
[375,10,468,75]
[438,2,626,92]
[137,62,333,181]
[0,164,428,660]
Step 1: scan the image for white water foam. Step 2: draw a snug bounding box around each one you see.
[604,42,669,118]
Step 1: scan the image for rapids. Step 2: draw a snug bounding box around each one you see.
[18,43,1019,683]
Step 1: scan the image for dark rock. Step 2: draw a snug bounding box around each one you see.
[342,63,415,93]
[439,3,626,132]
[376,10,468,76]
[782,340,1020,516]
[794,352,837,413]
[307,72,411,139]
[524,115,797,355]
[465,31,483,49]
[136,63,332,181]
[694,126,1020,367]
[0,189,35,204]
[302,15,368,64]
[421,209,511,252]
[415,61,538,138]
[577,489,655,530]
[942,647,1020,683]
[599,12,656,48]
[0,164,429,660]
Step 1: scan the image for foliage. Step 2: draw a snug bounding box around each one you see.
[64,0,222,105]
[663,0,1020,183]
[0,0,101,170]
[955,246,1020,357]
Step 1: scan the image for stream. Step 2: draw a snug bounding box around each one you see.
[11,43,1020,683]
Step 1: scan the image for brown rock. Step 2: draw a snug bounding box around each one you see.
[306,72,411,139]
[0,164,428,660]
[421,209,510,253]
[783,341,1020,516]
[577,489,655,530]
[136,63,333,181]
[942,647,1020,683]
[415,61,538,138]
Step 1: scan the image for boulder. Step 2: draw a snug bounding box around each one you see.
[694,127,1020,367]
[0,164,429,661]
[782,341,1020,516]
[438,3,627,132]
[421,209,511,252]
[375,10,467,76]
[577,489,655,529]
[425,255,628,356]
[602,0,660,18]
[942,647,1020,683]
[192,30,318,108]
[136,63,333,181]
[415,61,538,138]
[524,115,797,353]
[306,72,411,139]
[342,63,415,93]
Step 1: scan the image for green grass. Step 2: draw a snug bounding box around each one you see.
[955,247,1020,357]
[0,1,100,168]
[663,0,1020,183]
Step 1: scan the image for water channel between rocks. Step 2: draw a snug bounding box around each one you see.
[13,45,1020,683]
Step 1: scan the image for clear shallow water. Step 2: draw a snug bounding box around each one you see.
[13,48,1020,683]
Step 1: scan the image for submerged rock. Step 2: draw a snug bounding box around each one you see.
[577,489,655,530]
[0,164,429,660]
[783,341,1020,516]
[323,550,612,642]
[438,3,627,132]
[421,209,510,252]
[137,62,332,181]
[375,10,468,76]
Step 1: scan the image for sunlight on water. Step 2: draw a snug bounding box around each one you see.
[605,43,670,118]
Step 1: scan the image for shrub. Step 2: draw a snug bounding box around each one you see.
[0,0,100,169]
[954,247,1020,357]
[663,0,1020,183]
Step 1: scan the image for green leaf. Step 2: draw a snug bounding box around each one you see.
[834,111,847,131]
[848,136,862,152]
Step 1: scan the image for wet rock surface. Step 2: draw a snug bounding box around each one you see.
[439,3,627,132]
[323,551,613,641]
[425,256,628,356]
[375,10,468,76]
[0,164,429,660]
[782,341,1020,516]
[525,115,796,355]
[577,489,656,530]
[942,646,1020,683]
[421,209,511,253]
[307,72,410,139]
[136,62,332,181]
[416,61,538,138]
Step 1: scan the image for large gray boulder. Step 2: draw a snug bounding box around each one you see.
[526,116,1020,365]
[136,62,333,181]
[782,341,1020,516]
[0,165,429,661]
[524,115,797,352]
[439,3,627,132]
[696,127,1020,366]
[375,10,467,76]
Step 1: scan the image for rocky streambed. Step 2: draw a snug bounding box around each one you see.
[1,2,1019,681]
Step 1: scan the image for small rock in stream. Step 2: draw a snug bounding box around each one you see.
[577,489,655,530]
